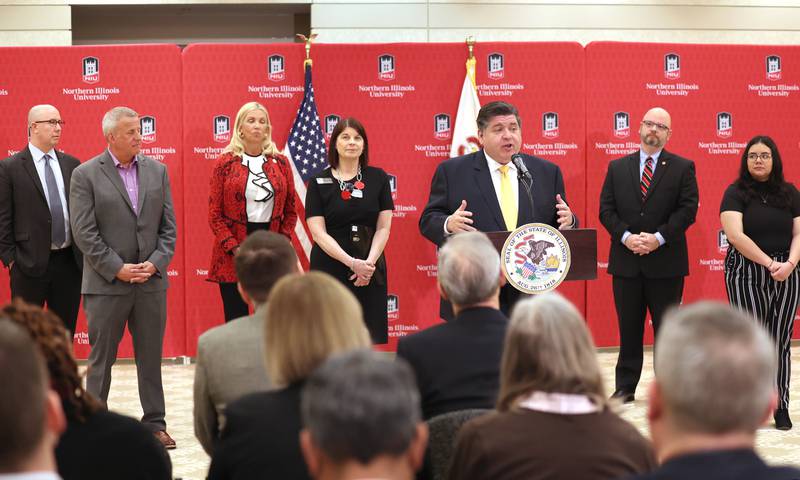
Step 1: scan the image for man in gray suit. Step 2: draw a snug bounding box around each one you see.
[70,106,177,449]
[193,231,300,455]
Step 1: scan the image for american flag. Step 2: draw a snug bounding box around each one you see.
[284,63,328,261]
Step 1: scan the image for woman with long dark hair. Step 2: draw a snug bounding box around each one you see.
[720,135,800,430]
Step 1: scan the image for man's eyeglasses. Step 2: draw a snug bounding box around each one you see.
[641,120,670,133]
[32,119,65,127]
[747,152,772,161]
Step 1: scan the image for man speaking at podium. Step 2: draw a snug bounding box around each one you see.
[420,101,577,319]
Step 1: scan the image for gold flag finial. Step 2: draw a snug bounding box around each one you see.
[465,36,477,87]
[297,33,318,67]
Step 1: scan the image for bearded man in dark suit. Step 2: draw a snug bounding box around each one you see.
[599,107,699,403]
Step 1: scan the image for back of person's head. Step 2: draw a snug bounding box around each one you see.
[0,319,55,472]
[300,350,427,475]
[235,230,299,305]
[264,272,371,386]
[1,299,101,422]
[655,302,775,434]
[497,292,606,412]
[438,232,501,307]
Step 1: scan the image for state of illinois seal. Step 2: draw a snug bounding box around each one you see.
[501,223,571,294]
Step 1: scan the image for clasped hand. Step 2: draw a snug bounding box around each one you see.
[769,260,794,282]
[350,259,375,287]
[625,232,661,256]
[116,261,156,284]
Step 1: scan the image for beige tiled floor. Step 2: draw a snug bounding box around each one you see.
[102,347,800,480]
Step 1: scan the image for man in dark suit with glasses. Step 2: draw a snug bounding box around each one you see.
[0,104,82,334]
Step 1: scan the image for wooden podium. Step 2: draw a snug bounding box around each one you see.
[485,228,598,281]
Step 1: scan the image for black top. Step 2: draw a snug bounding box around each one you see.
[627,448,800,480]
[305,166,394,344]
[305,166,394,232]
[208,382,310,480]
[720,183,800,254]
[55,407,171,480]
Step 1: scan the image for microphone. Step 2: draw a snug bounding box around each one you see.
[510,154,535,220]
[511,154,532,180]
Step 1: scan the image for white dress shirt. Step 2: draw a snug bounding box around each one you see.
[241,153,275,223]
[29,143,70,248]
[0,472,62,480]
[621,149,665,246]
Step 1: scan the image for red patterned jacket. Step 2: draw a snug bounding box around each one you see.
[207,151,297,283]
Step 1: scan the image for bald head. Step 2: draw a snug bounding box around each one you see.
[639,107,672,154]
[27,105,62,151]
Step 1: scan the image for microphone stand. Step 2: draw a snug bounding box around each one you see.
[518,170,534,223]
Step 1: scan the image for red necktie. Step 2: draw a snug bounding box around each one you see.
[641,157,654,199]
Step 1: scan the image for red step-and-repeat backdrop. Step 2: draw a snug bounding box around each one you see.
[0,45,185,358]
[586,42,800,346]
[0,41,798,357]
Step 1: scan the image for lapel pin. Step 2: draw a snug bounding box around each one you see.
[661,161,666,165]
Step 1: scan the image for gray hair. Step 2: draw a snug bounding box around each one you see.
[497,292,605,411]
[656,302,776,434]
[101,106,138,137]
[438,232,500,307]
[301,350,421,464]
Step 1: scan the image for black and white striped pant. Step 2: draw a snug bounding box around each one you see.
[725,247,799,410]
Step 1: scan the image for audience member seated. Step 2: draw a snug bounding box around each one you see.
[300,350,428,480]
[448,293,656,480]
[2,300,171,480]
[0,319,65,479]
[208,272,371,480]
[194,231,300,455]
[396,231,508,420]
[627,302,800,480]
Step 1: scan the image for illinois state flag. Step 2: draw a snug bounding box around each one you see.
[449,56,482,158]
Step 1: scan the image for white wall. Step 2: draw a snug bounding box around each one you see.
[1,0,800,46]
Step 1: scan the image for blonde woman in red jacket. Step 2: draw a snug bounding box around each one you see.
[208,101,298,322]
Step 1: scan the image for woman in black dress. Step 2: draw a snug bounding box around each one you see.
[306,117,394,344]
[720,135,800,430]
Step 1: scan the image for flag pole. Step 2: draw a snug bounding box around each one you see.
[466,36,476,87]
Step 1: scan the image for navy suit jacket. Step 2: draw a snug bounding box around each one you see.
[396,306,508,420]
[419,150,575,247]
[419,150,576,319]
[599,149,698,278]
[626,449,800,480]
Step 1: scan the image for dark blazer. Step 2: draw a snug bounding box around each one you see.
[0,146,81,276]
[396,307,508,420]
[626,448,800,480]
[419,150,576,247]
[56,407,172,480]
[208,382,310,480]
[599,149,698,278]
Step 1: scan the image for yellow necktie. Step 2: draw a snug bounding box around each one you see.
[499,164,517,231]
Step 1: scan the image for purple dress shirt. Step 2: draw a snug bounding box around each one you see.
[109,149,139,215]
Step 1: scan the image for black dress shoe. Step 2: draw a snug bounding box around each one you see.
[774,409,793,430]
[610,390,635,404]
